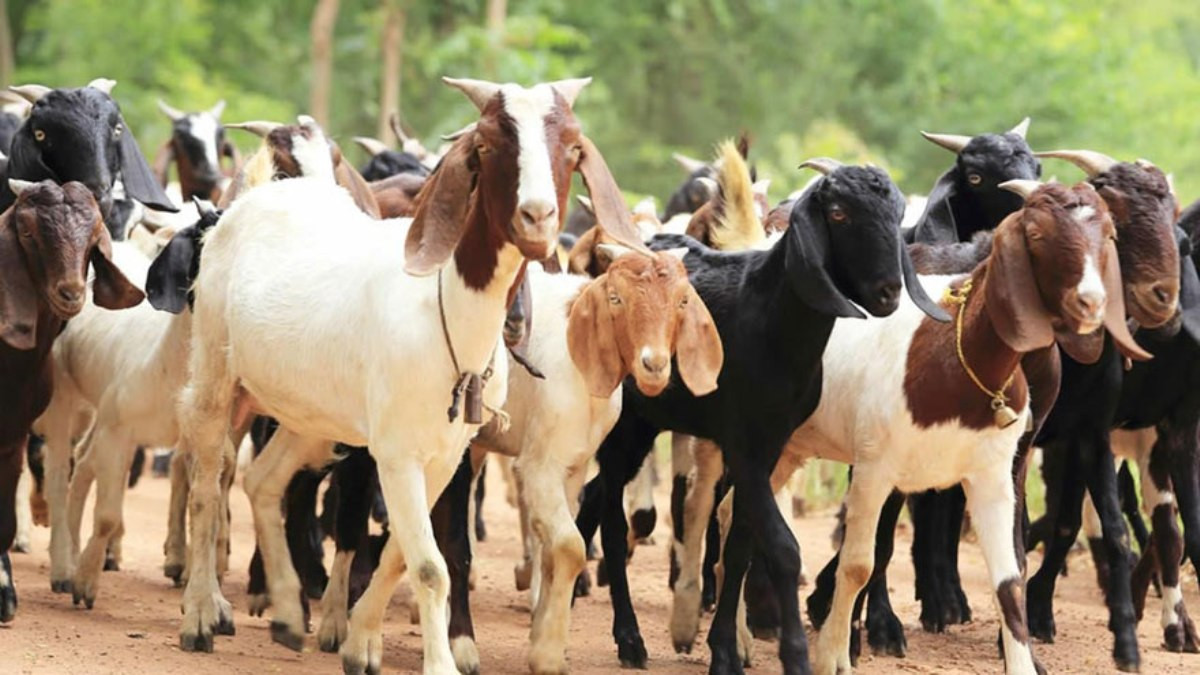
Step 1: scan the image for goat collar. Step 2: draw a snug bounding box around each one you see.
[438,269,507,429]
[944,278,1020,429]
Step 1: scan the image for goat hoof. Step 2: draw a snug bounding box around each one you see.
[451,636,480,674]
[0,564,16,623]
[616,632,648,669]
[164,563,184,587]
[270,621,305,651]
[514,560,532,592]
[750,625,779,641]
[71,589,95,610]
[180,630,214,653]
[630,507,657,541]
[572,570,591,599]
[596,558,609,587]
[247,593,270,617]
[50,579,73,594]
[103,554,120,572]
[673,640,692,655]
[707,643,745,675]
[849,625,862,667]
[320,634,341,653]
[340,658,380,675]
[1164,603,1200,653]
[11,541,29,554]
[867,608,907,657]
[215,615,236,636]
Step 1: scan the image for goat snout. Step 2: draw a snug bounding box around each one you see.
[53,282,86,314]
[641,350,669,375]
[1073,289,1105,331]
[1132,280,1180,327]
[875,281,901,310]
[519,199,557,228]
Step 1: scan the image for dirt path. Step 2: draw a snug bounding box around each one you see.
[2,455,1198,674]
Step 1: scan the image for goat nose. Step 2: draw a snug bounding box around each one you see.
[1151,281,1176,307]
[641,351,669,374]
[1077,289,1104,317]
[56,283,83,305]
[519,199,557,227]
[876,281,901,307]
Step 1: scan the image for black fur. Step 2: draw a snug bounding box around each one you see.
[145,203,222,313]
[358,149,429,182]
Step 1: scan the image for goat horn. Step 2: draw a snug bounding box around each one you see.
[8,178,37,196]
[157,99,186,121]
[695,176,719,195]
[442,77,502,113]
[441,122,476,141]
[549,77,592,107]
[9,84,52,104]
[596,243,635,262]
[575,194,594,214]
[1033,149,1118,178]
[1135,157,1157,170]
[920,131,972,154]
[225,121,283,138]
[672,153,707,175]
[632,196,657,217]
[389,112,411,143]
[998,179,1043,200]
[297,114,320,130]
[1009,117,1031,139]
[353,136,390,157]
[87,78,117,95]
[798,157,844,175]
[209,99,226,119]
[191,197,216,217]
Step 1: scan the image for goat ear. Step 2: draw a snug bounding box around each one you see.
[567,278,624,397]
[901,244,950,321]
[1178,252,1200,345]
[334,162,382,219]
[577,136,650,253]
[785,196,865,318]
[1099,237,1152,361]
[89,226,145,310]
[675,285,723,396]
[983,218,1054,352]
[0,213,38,349]
[404,132,478,276]
[145,227,197,314]
[117,115,178,213]
[567,226,602,276]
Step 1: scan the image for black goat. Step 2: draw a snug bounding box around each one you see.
[352,136,430,182]
[574,159,947,673]
[1,80,175,239]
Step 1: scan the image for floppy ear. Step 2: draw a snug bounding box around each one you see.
[567,278,624,398]
[1179,251,1200,345]
[89,226,145,309]
[335,162,382,219]
[577,136,650,253]
[404,132,478,276]
[785,195,865,318]
[1098,237,1152,361]
[901,244,950,321]
[908,170,960,245]
[567,226,602,276]
[0,213,38,349]
[118,115,178,212]
[675,285,723,396]
[983,218,1054,352]
[145,227,197,314]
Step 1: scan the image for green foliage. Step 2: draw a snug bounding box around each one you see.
[7,0,1200,204]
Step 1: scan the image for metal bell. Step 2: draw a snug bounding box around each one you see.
[992,399,1020,429]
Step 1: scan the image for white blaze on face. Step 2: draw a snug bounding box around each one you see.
[1073,205,1095,224]
[186,113,221,171]
[500,83,560,213]
[1077,253,1105,316]
[291,127,336,183]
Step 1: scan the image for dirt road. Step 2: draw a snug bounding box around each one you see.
[2,456,1198,674]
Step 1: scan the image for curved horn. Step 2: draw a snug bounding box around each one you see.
[353,136,390,157]
[389,112,411,143]
[442,76,502,112]
[209,99,226,119]
[157,99,186,121]
[296,114,320,129]
[8,179,37,196]
[550,77,591,107]
[575,194,594,215]
[9,84,52,104]
[87,78,116,95]
[441,122,477,141]
[920,130,972,154]
[1135,157,1157,170]
[998,179,1043,200]
[1009,116,1031,139]
[225,121,283,138]
[1033,149,1118,178]
[672,153,708,175]
[191,197,216,217]
[798,157,845,176]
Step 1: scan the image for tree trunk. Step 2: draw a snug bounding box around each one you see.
[309,0,341,128]
[484,0,506,78]
[377,1,406,143]
[0,0,15,88]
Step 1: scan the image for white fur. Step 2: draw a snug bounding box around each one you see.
[179,176,517,672]
[502,83,559,216]
[290,128,335,184]
[1077,254,1105,316]
[186,113,221,173]
[1163,585,1184,630]
[1073,205,1096,224]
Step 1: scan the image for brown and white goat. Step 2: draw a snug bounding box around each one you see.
[175,77,647,675]
[152,99,239,203]
[766,181,1149,674]
[0,179,143,623]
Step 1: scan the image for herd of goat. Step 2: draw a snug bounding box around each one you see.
[0,74,1197,675]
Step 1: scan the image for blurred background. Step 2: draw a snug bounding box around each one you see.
[2,0,1200,212]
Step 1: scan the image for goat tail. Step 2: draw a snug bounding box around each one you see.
[709,139,763,252]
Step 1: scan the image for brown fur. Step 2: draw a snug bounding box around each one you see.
[370,173,427,218]
[997,577,1031,644]
[567,251,722,398]
[905,183,1144,430]
[762,199,794,235]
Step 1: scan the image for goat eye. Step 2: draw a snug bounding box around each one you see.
[608,293,621,306]
[33,129,45,142]
[829,207,847,222]
[476,144,489,155]
[679,296,689,308]
[113,123,123,139]
[967,173,983,186]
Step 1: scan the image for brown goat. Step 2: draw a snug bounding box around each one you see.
[0,179,143,623]
[369,172,426,218]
